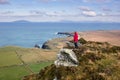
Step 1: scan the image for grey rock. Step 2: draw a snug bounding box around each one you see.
[54,48,78,67]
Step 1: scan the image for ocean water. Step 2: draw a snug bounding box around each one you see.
[0,22,120,48]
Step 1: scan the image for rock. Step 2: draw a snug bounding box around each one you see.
[57,32,73,37]
[34,44,40,48]
[41,38,72,50]
[41,42,51,49]
[66,42,82,48]
[66,42,75,48]
[54,48,78,66]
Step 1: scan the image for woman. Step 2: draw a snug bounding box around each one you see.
[73,32,78,48]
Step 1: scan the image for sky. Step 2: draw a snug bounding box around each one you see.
[0,0,120,22]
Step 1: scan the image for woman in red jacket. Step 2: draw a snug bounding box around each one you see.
[73,32,78,48]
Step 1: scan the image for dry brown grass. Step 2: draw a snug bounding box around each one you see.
[16,48,58,63]
[79,30,120,46]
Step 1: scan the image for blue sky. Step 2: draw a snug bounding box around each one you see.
[0,0,120,22]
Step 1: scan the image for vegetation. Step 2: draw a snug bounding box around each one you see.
[0,46,22,67]
[0,66,29,80]
[29,61,54,73]
[28,38,120,80]
[78,37,87,44]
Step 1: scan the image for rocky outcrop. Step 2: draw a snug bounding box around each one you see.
[41,37,72,50]
[57,32,73,36]
[54,49,78,67]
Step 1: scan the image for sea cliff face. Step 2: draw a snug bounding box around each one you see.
[23,37,120,80]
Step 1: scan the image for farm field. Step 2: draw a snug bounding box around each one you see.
[0,46,55,80]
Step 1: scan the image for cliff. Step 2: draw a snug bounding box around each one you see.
[23,38,120,80]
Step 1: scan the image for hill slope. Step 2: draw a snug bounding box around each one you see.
[23,38,120,80]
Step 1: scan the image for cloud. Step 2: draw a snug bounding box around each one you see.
[0,0,9,4]
[82,11,97,17]
[79,6,91,11]
[37,0,57,3]
[36,0,73,3]
[98,13,106,16]
[102,7,112,12]
[83,0,111,3]
[96,0,111,3]
[78,6,97,17]
[83,0,90,2]
[0,11,14,16]
[30,10,47,16]
[29,10,67,17]
[38,0,50,2]
[0,11,120,22]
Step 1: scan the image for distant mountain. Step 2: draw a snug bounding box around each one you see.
[10,20,120,23]
[13,20,31,23]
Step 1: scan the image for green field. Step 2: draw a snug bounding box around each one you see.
[0,62,53,80]
[0,46,55,80]
[0,66,29,80]
[29,61,53,73]
[0,46,22,67]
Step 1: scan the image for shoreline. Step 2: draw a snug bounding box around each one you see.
[41,30,120,50]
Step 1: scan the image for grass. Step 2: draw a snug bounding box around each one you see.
[0,66,29,80]
[0,46,22,67]
[0,62,53,80]
[0,46,55,80]
[0,46,56,67]
[29,61,53,73]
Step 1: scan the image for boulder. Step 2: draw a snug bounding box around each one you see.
[54,48,78,66]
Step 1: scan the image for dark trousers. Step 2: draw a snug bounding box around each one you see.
[74,42,78,48]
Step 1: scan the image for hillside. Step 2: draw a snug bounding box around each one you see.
[23,38,120,80]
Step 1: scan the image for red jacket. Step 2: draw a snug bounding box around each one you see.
[74,32,78,42]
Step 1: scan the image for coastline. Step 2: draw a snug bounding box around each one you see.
[42,30,120,50]
[1,30,120,49]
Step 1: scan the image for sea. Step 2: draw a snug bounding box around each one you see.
[0,22,120,48]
